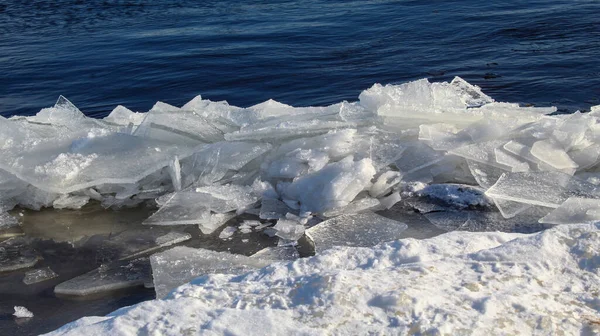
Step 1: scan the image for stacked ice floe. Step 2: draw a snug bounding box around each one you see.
[2,77,600,236]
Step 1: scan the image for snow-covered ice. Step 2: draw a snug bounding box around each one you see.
[13,306,34,319]
[46,224,600,335]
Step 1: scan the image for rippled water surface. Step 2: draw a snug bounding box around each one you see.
[1,0,599,117]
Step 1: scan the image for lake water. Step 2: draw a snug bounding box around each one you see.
[1,0,599,118]
[0,0,599,335]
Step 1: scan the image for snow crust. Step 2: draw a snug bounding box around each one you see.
[46,224,600,335]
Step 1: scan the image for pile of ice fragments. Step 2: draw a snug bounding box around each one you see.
[3,77,600,296]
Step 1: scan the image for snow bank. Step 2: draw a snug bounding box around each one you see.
[46,224,600,335]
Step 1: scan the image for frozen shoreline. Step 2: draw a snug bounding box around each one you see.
[46,223,600,335]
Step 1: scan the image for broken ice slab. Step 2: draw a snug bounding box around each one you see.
[52,194,90,210]
[570,144,600,171]
[492,198,532,219]
[449,140,509,168]
[218,226,237,240]
[250,246,299,261]
[0,237,40,272]
[150,247,272,298]
[133,101,226,146]
[23,266,58,285]
[530,139,578,170]
[424,207,551,233]
[100,229,191,261]
[378,191,401,209]
[225,119,358,142]
[103,105,145,129]
[282,156,376,214]
[494,148,530,172]
[144,185,258,226]
[369,171,402,198]
[321,197,381,218]
[466,160,509,189]
[181,141,271,187]
[394,142,445,176]
[305,212,408,253]
[0,129,193,194]
[198,212,236,235]
[273,219,305,241]
[485,171,600,208]
[538,197,600,224]
[54,258,151,296]
[259,198,297,220]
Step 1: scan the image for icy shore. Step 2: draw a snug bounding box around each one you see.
[46,224,600,335]
[2,76,600,333]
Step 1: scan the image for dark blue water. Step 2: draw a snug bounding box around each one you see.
[1,0,599,118]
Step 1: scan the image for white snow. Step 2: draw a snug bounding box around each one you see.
[45,224,600,335]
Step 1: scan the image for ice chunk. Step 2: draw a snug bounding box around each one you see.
[369,171,402,198]
[485,171,600,208]
[570,145,600,171]
[168,156,182,191]
[273,219,305,241]
[219,226,237,240]
[494,148,530,172]
[378,191,401,209]
[134,101,225,145]
[305,212,408,253]
[103,105,145,128]
[144,185,258,226]
[54,258,150,296]
[154,231,192,247]
[538,197,600,224]
[150,247,272,298]
[0,237,40,272]
[449,140,508,168]
[394,142,444,176]
[259,198,297,220]
[250,246,299,261]
[52,194,90,209]
[322,197,381,218]
[283,156,376,214]
[530,139,578,170]
[198,212,236,235]
[13,306,34,318]
[23,266,58,285]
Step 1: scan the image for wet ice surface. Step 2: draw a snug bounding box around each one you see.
[2,77,600,335]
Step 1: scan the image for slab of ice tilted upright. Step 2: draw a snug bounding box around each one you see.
[449,140,508,168]
[23,267,58,285]
[530,139,578,170]
[282,156,376,214]
[134,101,225,146]
[305,212,407,253]
[55,258,150,296]
[538,197,600,224]
[103,105,145,129]
[0,237,40,272]
[394,142,444,176]
[570,145,600,171]
[150,247,272,298]
[485,171,600,208]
